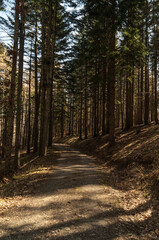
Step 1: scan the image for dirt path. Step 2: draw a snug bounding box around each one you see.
[0,144,157,239]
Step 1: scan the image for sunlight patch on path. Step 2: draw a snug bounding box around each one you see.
[0,144,155,240]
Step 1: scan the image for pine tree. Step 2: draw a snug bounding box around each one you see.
[4,0,19,173]
[14,0,25,169]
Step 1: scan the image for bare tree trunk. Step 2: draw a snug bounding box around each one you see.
[139,66,144,124]
[96,78,99,136]
[144,0,149,125]
[151,67,154,121]
[68,102,71,136]
[27,48,32,154]
[137,68,141,124]
[108,0,116,146]
[72,100,74,136]
[119,73,124,129]
[79,76,83,139]
[33,13,39,152]
[102,59,106,135]
[84,61,88,139]
[48,0,58,147]
[2,112,7,158]
[39,0,47,156]
[42,0,53,153]
[61,103,64,138]
[14,0,25,170]
[22,102,27,149]
[154,49,158,124]
[106,78,110,134]
[125,72,133,129]
[4,0,19,173]
[93,87,97,137]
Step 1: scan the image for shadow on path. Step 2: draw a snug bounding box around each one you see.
[0,144,158,240]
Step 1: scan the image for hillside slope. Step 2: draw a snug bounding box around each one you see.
[57,125,159,199]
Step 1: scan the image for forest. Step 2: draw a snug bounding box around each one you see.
[0,0,158,169]
[0,0,159,239]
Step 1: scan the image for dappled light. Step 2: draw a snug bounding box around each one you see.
[0,144,158,239]
[0,0,159,238]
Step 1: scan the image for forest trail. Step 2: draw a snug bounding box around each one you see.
[0,144,155,240]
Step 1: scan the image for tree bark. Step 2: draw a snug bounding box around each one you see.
[33,13,39,152]
[48,0,58,147]
[93,87,97,137]
[79,76,83,139]
[108,0,116,146]
[39,0,47,156]
[102,58,106,135]
[27,48,32,154]
[125,73,133,129]
[84,61,88,139]
[154,49,158,124]
[14,0,25,170]
[4,0,19,173]
[144,0,149,125]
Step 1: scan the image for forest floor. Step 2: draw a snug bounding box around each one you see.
[0,125,159,239]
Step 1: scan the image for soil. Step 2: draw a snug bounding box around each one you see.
[0,142,159,239]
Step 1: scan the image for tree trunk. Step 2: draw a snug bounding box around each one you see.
[96,76,100,136]
[125,72,133,129]
[72,101,74,136]
[102,58,106,135]
[39,0,47,156]
[154,49,158,124]
[144,0,149,125]
[61,103,64,138]
[2,112,7,159]
[4,0,19,173]
[139,66,144,124]
[69,102,71,136]
[48,0,58,147]
[79,76,83,139]
[84,61,88,139]
[27,48,32,154]
[106,78,110,134]
[108,0,116,146]
[33,13,39,152]
[14,0,25,170]
[93,87,97,137]
[137,68,141,124]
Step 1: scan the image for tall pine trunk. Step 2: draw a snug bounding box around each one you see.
[4,0,19,173]
[84,61,88,139]
[144,0,149,125]
[33,13,39,152]
[154,49,158,124]
[79,76,83,139]
[48,0,58,147]
[102,58,106,135]
[125,72,133,129]
[93,87,97,137]
[27,48,32,154]
[14,0,25,170]
[108,0,116,145]
[39,0,47,156]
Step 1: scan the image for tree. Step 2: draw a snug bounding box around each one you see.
[107,0,116,145]
[4,0,19,173]
[14,0,25,169]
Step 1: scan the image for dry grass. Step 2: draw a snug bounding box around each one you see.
[0,146,60,200]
